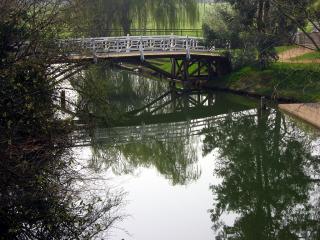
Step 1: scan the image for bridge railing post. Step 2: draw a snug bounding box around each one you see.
[92,39,96,54]
[192,38,195,49]
[116,39,120,53]
[104,38,108,52]
[92,39,96,53]
[92,38,98,63]
[186,36,190,60]
[126,34,131,53]
[139,36,144,61]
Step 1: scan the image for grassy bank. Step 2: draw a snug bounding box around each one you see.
[275,45,296,54]
[207,63,320,102]
[293,51,320,61]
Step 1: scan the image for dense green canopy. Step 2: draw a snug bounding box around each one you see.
[70,0,198,36]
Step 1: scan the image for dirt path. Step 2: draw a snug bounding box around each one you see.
[278,47,313,61]
[278,47,320,63]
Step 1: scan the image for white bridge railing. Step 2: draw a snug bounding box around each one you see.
[60,35,210,60]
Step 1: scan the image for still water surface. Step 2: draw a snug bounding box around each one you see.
[74,66,320,240]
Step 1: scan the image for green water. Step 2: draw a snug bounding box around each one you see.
[75,66,320,240]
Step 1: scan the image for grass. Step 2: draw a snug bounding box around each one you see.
[275,45,296,54]
[293,51,320,61]
[208,62,320,102]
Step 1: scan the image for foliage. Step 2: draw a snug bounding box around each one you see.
[89,137,200,185]
[203,1,308,68]
[203,3,241,48]
[229,46,257,70]
[68,0,199,36]
[273,0,320,50]
[0,1,123,238]
[202,109,320,239]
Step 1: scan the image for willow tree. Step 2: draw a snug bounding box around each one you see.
[71,0,198,36]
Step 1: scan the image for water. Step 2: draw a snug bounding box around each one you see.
[73,65,320,239]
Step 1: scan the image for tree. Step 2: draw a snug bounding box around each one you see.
[70,0,199,36]
[272,0,320,50]
[0,1,123,238]
[205,0,307,67]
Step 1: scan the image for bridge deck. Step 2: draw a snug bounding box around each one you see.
[67,51,223,62]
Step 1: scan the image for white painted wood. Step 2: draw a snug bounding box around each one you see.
[60,35,210,55]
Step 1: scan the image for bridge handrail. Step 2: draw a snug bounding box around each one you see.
[60,35,209,55]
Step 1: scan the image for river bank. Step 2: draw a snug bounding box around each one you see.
[206,62,320,103]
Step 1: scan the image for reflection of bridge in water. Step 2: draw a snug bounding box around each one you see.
[74,111,258,147]
[73,90,258,147]
[93,112,257,146]
[129,88,216,116]
[122,87,256,125]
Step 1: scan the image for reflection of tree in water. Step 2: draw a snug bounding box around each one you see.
[89,133,200,186]
[71,64,168,124]
[202,109,320,239]
[0,134,122,239]
[73,64,202,185]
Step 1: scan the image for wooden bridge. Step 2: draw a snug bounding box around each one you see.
[59,35,232,84]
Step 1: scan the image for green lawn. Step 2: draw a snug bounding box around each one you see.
[275,45,296,54]
[293,51,320,61]
[208,62,320,102]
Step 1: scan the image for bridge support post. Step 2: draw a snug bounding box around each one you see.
[171,58,176,79]
[207,61,214,81]
[183,59,189,83]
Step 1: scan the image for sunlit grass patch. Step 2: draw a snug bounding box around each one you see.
[293,51,320,61]
[275,45,296,54]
